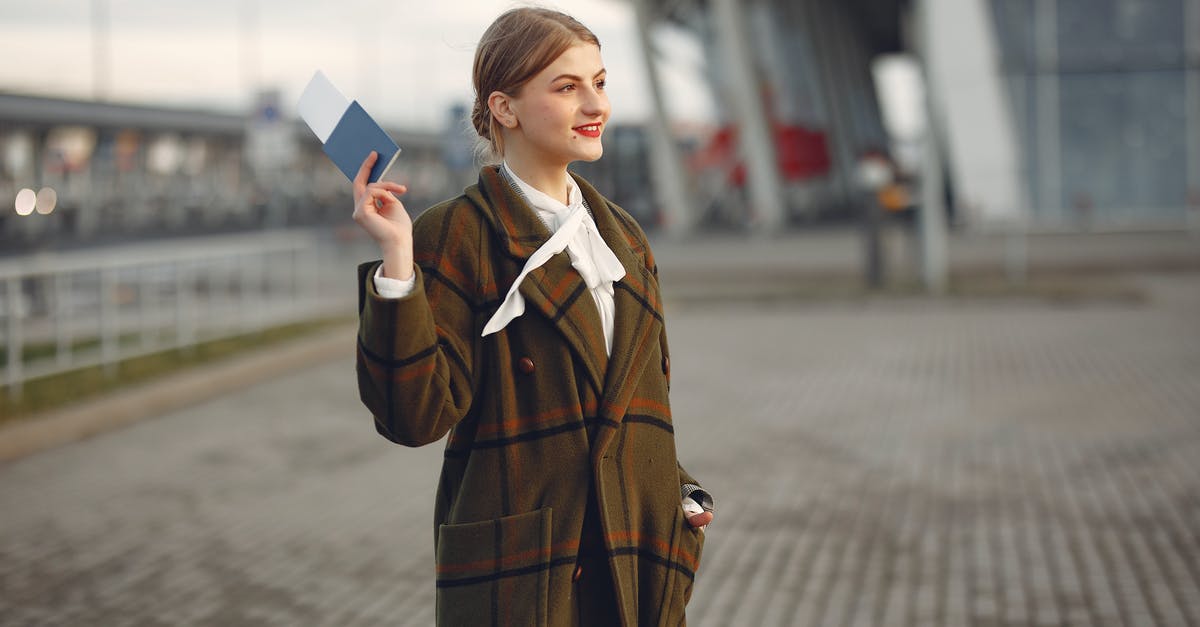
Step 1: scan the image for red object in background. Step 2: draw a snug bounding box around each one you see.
[690,123,831,186]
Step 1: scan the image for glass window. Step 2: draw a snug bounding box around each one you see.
[1057,0,1185,71]
[1059,70,1186,220]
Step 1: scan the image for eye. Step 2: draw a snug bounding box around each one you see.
[557,83,576,92]
[595,79,607,90]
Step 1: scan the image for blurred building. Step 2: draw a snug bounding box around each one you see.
[0,93,453,255]
[3,0,1195,247]
[990,0,1198,229]
[633,0,1199,232]
[634,0,905,232]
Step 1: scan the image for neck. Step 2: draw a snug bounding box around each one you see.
[502,149,571,206]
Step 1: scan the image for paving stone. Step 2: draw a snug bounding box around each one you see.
[1,272,1198,626]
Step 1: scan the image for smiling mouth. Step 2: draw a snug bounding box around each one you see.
[573,124,602,137]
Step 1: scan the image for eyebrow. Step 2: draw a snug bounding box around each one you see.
[550,69,607,83]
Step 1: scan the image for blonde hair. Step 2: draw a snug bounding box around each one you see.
[471,7,601,163]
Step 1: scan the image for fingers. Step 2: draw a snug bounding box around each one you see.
[361,182,407,204]
[371,191,398,210]
[372,182,408,195]
[353,151,379,196]
[357,192,395,218]
[356,182,407,212]
[367,184,407,210]
[686,511,713,529]
[373,184,404,210]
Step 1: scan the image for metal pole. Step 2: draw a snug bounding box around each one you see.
[915,0,949,293]
[314,240,325,317]
[5,277,24,403]
[236,254,247,334]
[1187,0,1200,232]
[289,247,299,315]
[176,260,196,356]
[54,271,71,367]
[139,265,152,351]
[262,250,275,328]
[631,0,696,236]
[308,243,321,319]
[240,252,263,334]
[864,192,884,289]
[711,0,786,232]
[100,266,118,378]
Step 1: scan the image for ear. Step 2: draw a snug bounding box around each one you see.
[487,90,519,129]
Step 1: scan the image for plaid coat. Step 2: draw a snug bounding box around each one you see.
[355,166,707,626]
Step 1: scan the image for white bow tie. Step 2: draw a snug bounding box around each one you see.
[482,201,625,338]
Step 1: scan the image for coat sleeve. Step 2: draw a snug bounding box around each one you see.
[354,208,480,447]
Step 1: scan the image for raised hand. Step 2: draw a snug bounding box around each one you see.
[351,151,414,280]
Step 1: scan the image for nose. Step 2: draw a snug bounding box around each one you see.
[582,85,609,118]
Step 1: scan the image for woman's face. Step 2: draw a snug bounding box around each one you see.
[507,43,610,167]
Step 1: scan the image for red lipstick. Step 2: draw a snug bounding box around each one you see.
[573,123,602,138]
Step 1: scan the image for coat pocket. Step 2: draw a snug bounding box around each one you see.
[676,509,706,606]
[436,508,553,627]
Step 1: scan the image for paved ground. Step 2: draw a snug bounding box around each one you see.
[1,271,1198,626]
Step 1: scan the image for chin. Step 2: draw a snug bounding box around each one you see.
[573,146,604,163]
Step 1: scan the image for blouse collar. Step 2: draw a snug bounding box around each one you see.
[500,161,584,229]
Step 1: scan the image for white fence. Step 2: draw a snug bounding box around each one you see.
[1,229,362,403]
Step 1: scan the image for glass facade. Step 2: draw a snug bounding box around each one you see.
[990,0,1195,227]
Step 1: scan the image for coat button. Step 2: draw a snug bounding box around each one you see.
[518,357,535,374]
[572,563,583,583]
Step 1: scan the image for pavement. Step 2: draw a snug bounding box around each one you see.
[1,249,1198,625]
[0,326,355,464]
[0,230,1195,624]
[649,228,1200,302]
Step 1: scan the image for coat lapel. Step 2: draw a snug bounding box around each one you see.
[465,167,664,459]
[571,174,665,463]
[467,167,608,396]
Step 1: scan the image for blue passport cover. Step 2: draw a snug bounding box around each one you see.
[322,100,400,183]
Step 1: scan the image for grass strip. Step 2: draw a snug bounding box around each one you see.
[1,316,353,425]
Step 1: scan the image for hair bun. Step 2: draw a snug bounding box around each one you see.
[470,99,490,139]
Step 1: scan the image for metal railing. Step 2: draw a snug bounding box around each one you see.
[1,229,362,403]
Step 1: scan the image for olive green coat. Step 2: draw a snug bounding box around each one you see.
[355,166,707,626]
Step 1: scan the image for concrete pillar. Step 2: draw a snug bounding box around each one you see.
[918,108,950,292]
[919,0,1024,227]
[631,0,695,236]
[711,0,786,232]
[913,0,949,293]
[1034,0,1062,223]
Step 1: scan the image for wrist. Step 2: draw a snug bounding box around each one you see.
[380,239,414,281]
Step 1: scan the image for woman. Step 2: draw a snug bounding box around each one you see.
[351,8,712,626]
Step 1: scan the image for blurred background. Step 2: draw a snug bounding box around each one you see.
[2,0,1199,625]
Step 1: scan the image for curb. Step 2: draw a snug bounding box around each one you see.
[0,324,357,464]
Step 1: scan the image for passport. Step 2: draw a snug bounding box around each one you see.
[297,70,400,183]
